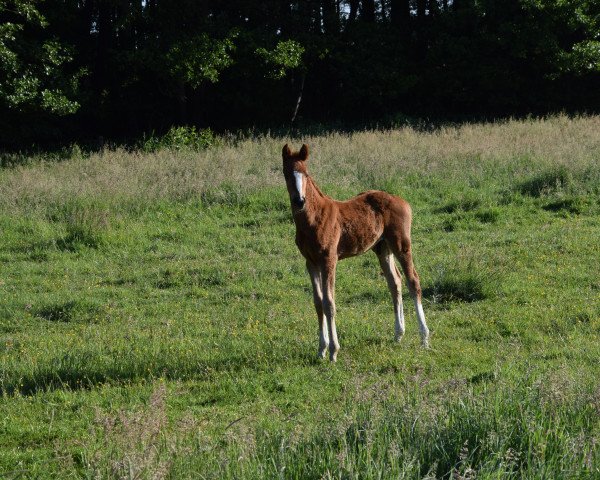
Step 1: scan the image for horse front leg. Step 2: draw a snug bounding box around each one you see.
[307,260,329,359]
[321,258,340,362]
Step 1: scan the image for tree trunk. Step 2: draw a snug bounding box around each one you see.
[416,0,427,60]
[322,0,340,34]
[361,0,376,22]
[96,0,111,91]
[176,79,187,125]
[391,0,410,27]
[348,0,359,22]
[417,0,426,19]
[428,0,439,18]
[300,0,321,33]
[291,73,306,124]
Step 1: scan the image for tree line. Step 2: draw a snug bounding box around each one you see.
[1,0,599,148]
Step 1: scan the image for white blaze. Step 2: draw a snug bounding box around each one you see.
[293,171,304,199]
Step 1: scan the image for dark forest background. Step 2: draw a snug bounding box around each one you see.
[1,0,599,148]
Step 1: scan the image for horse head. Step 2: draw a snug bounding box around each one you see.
[282,144,309,209]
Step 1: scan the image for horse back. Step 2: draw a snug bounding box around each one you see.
[335,190,410,259]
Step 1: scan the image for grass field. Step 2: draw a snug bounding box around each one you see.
[1,115,599,478]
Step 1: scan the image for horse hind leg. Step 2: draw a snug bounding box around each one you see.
[399,250,430,347]
[374,243,405,342]
[386,236,430,348]
[307,261,329,359]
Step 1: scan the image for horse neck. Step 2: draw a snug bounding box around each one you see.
[307,174,326,200]
[301,174,330,221]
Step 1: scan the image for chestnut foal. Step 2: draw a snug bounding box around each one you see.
[282,144,429,361]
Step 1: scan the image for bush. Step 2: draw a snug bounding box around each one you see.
[141,126,217,152]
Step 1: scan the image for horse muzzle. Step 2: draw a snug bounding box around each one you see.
[294,196,305,209]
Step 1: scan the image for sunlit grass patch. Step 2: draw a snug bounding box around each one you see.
[83,382,193,479]
[0,115,599,478]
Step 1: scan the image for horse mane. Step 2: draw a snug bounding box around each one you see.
[306,174,327,200]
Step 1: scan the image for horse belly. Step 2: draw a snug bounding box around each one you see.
[337,215,383,259]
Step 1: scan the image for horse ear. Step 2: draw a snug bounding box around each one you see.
[282,144,292,159]
[299,144,309,161]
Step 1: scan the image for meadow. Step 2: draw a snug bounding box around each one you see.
[0,115,599,478]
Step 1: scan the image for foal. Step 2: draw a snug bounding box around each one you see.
[282,144,429,361]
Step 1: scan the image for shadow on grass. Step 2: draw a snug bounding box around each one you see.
[542,195,589,215]
[1,361,221,396]
[9,239,56,257]
[424,266,495,305]
[346,289,388,304]
[35,301,80,322]
[56,219,108,251]
[1,347,317,396]
[34,299,103,323]
[516,166,572,197]
[435,195,482,214]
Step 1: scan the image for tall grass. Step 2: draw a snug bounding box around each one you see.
[1,114,598,216]
[83,377,599,479]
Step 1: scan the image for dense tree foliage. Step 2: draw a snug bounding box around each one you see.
[1,0,598,147]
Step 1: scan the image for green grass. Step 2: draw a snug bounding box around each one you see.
[0,115,599,478]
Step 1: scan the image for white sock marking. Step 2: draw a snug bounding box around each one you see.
[414,299,429,347]
[395,297,405,340]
